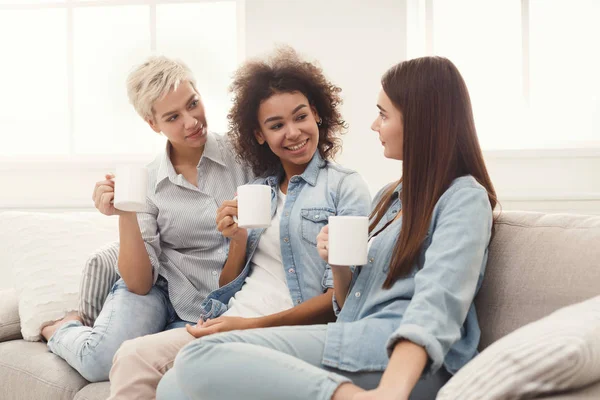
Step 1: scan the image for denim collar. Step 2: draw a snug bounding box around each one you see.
[264,151,326,188]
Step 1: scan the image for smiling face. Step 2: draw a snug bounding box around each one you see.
[371,88,404,160]
[147,81,208,152]
[255,91,320,178]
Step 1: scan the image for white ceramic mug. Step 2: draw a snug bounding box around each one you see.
[113,165,148,213]
[328,216,369,266]
[235,184,272,229]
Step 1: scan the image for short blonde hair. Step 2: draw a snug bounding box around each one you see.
[126,55,197,121]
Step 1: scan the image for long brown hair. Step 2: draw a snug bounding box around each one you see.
[371,57,498,289]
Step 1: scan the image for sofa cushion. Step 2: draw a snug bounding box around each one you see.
[73,382,111,400]
[0,211,118,341]
[0,289,21,342]
[437,296,600,400]
[78,242,119,327]
[476,211,600,349]
[0,340,88,400]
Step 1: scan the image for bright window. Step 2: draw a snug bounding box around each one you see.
[0,0,238,157]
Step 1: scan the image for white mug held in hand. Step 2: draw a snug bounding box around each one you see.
[113,165,148,213]
[234,184,272,229]
[328,216,369,266]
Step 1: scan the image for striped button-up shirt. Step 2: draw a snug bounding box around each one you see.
[136,132,252,322]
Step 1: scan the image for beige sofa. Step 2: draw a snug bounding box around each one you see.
[0,210,598,399]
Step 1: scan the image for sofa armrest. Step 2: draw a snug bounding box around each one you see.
[0,289,21,342]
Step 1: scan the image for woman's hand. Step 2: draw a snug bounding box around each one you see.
[185,316,257,338]
[316,225,330,263]
[92,174,128,216]
[216,199,248,243]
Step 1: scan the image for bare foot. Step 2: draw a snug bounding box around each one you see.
[41,311,84,341]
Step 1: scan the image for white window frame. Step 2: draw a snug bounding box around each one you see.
[0,0,245,210]
[1,0,598,214]
[404,0,600,214]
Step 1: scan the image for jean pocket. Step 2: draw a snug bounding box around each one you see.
[300,207,335,246]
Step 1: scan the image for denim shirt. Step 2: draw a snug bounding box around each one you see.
[197,152,372,319]
[322,176,493,377]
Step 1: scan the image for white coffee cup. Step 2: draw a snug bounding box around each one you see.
[328,216,369,266]
[113,165,148,213]
[235,184,272,229]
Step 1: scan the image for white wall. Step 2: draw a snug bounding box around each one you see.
[1,0,599,215]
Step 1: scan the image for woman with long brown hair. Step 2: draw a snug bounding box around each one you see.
[157,56,497,400]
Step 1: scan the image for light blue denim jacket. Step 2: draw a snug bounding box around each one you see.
[198,152,372,319]
[322,176,493,377]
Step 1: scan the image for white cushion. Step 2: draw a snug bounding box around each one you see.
[437,296,600,400]
[0,211,118,341]
[0,288,20,342]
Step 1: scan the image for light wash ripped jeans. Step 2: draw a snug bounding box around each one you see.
[47,277,192,382]
[156,325,450,400]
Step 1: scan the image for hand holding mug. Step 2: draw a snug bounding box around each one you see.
[316,225,330,263]
[216,198,248,243]
[92,174,125,216]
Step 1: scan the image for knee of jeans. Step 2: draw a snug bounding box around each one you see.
[156,370,182,400]
[78,355,112,382]
[113,337,155,367]
[174,338,230,388]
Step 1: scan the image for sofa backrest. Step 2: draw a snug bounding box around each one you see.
[475,211,600,350]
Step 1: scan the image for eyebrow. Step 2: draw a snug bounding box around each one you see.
[161,95,197,118]
[377,104,387,113]
[263,104,308,124]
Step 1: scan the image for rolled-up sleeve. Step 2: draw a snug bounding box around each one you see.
[322,172,372,291]
[136,197,162,284]
[386,186,493,375]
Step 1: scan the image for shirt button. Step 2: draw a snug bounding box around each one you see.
[369,258,374,263]
[355,292,361,298]
[296,299,301,305]
[288,268,295,274]
[212,271,218,276]
[285,212,289,217]
[284,237,289,243]
[314,214,320,219]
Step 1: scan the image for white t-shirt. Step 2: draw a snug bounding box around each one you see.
[224,190,294,318]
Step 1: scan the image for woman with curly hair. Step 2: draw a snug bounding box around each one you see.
[158,56,497,400]
[107,47,371,400]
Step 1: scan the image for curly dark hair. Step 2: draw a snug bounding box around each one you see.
[227,46,347,177]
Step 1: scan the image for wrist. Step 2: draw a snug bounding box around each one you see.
[118,211,137,220]
[246,317,263,329]
[231,231,248,245]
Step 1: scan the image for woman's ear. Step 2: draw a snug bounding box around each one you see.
[311,106,321,124]
[147,118,161,134]
[254,129,266,145]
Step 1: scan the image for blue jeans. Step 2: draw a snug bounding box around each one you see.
[47,277,192,382]
[156,325,451,400]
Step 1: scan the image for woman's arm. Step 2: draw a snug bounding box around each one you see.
[215,199,249,287]
[117,213,154,295]
[187,289,336,338]
[93,174,154,295]
[251,289,336,327]
[218,236,248,286]
[336,341,428,400]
